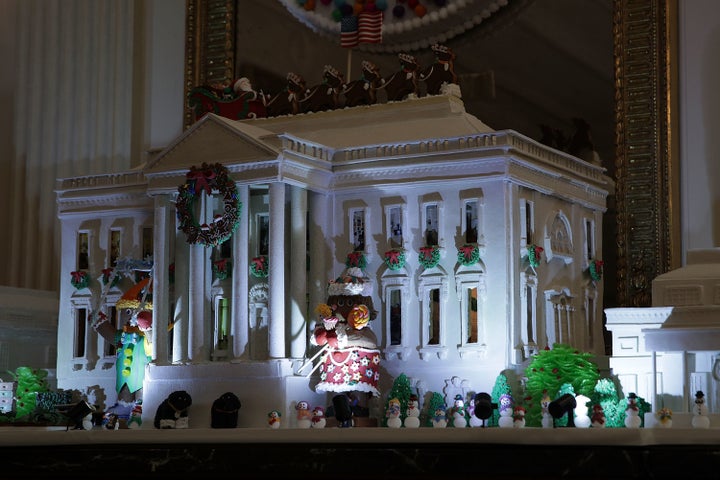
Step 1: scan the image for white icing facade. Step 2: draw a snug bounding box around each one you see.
[55,94,612,427]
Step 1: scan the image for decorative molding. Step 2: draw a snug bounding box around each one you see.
[614,0,680,307]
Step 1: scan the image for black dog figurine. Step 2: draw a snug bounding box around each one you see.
[211,392,241,428]
[154,390,193,429]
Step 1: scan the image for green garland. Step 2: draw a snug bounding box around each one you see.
[418,245,440,269]
[383,249,406,270]
[176,162,241,247]
[527,244,544,268]
[457,244,480,266]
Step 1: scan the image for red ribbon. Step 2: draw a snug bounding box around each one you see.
[385,250,401,263]
[459,245,475,259]
[419,246,436,260]
[70,271,86,282]
[187,166,216,195]
[252,256,266,270]
[347,251,363,267]
[214,258,228,272]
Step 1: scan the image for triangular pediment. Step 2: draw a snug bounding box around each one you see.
[145,114,281,175]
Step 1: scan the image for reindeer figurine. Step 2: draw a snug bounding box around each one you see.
[300,65,344,114]
[380,53,420,102]
[342,60,383,108]
[265,72,306,117]
[419,44,458,96]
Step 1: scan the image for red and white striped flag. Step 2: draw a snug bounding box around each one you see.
[358,11,383,44]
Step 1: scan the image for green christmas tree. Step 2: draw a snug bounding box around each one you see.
[589,377,624,428]
[382,373,413,427]
[9,366,50,421]
[523,344,600,427]
[490,372,513,427]
[423,391,446,428]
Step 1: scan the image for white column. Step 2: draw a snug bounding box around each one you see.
[173,229,189,363]
[268,182,286,358]
[188,195,211,361]
[651,350,657,413]
[289,186,307,359]
[309,191,330,327]
[232,185,250,359]
[151,194,171,365]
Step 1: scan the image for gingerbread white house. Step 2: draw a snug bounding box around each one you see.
[55,93,612,427]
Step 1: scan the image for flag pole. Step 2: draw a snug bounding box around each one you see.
[346,48,352,81]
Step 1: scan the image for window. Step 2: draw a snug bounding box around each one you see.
[350,208,366,252]
[584,218,595,262]
[520,199,534,245]
[545,290,575,348]
[465,286,478,343]
[386,205,404,249]
[109,229,121,266]
[519,273,538,362]
[213,296,230,359]
[77,232,89,270]
[74,307,88,359]
[388,289,402,346]
[102,305,120,357]
[427,288,441,345]
[424,204,439,246]
[455,265,487,358]
[464,201,479,244]
[142,227,153,259]
[256,213,269,256]
[550,213,572,256]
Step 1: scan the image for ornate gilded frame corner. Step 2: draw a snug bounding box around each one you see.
[613,0,679,307]
[183,0,236,130]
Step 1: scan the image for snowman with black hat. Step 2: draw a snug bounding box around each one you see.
[692,390,710,429]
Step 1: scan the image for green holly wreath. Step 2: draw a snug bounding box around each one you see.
[457,244,480,266]
[419,245,441,269]
[70,270,90,290]
[176,162,241,247]
[383,249,406,271]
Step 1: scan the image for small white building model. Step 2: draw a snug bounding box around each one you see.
[606,248,720,422]
[55,94,612,426]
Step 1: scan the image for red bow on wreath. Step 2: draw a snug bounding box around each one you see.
[419,246,436,260]
[214,258,229,272]
[187,167,216,195]
[385,250,401,263]
[346,251,363,267]
[459,244,475,259]
[252,256,266,270]
[70,271,86,282]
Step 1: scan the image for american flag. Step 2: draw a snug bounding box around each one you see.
[340,16,359,49]
[358,11,383,44]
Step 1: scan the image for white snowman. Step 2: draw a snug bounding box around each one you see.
[498,393,514,428]
[540,392,554,429]
[624,393,642,429]
[451,394,468,428]
[310,406,326,429]
[295,400,312,429]
[403,394,421,428]
[574,394,591,428]
[692,390,710,429]
[431,405,448,428]
[512,406,526,428]
[385,397,402,428]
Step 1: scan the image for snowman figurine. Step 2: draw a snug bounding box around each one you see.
[591,404,606,428]
[431,405,448,428]
[540,391,554,429]
[268,410,282,429]
[403,394,421,428]
[512,406,526,428]
[451,394,468,428]
[385,397,402,428]
[574,394,591,428]
[498,393,514,428]
[692,390,710,429]
[624,392,642,429]
[295,400,312,429]
[310,406,326,429]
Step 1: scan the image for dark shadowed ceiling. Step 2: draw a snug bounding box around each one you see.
[237,0,614,169]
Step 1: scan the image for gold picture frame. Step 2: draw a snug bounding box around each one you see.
[183,0,680,308]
